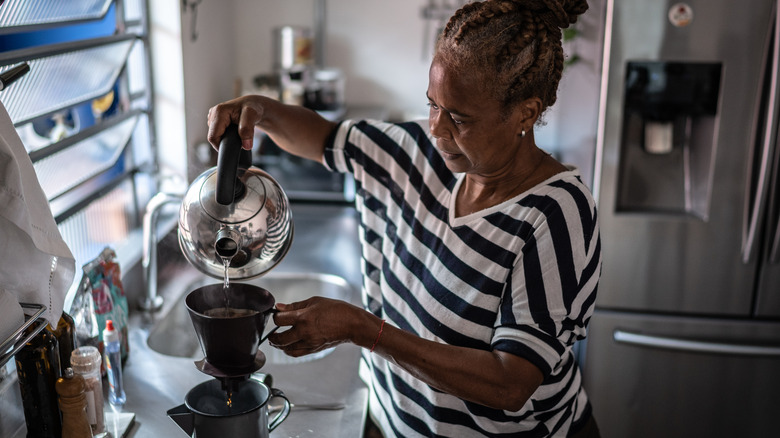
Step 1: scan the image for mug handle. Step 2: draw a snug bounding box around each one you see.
[259,308,280,344]
[259,325,279,344]
[268,388,291,432]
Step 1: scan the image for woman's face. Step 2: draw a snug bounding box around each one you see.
[427,58,526,176]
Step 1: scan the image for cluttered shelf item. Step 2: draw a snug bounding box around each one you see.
[0,303,47,369]
[15,313,66,437]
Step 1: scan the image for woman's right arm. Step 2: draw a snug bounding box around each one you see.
[206,95,338,164]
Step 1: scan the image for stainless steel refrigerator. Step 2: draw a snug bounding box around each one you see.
[584,1,780,437]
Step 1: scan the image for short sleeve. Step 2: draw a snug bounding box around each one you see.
[491,183,600,378]
[322,120,358,173]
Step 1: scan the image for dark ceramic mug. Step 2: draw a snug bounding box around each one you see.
[167,378,290,438]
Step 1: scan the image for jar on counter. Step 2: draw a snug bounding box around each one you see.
[304,68,345,120]
[70,346,106,437]
[280,67,308,106]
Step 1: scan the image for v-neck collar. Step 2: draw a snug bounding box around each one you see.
[447,167,579,227]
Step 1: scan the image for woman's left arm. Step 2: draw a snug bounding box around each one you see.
[269,296,543,411]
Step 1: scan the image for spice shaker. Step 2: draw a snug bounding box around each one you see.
[71,346,107,436]
[55,367,93,438]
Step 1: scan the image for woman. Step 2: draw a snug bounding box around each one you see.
[206,1,600,436]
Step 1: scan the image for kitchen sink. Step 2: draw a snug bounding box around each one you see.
[96,204,368,437]
[146,272,356,364]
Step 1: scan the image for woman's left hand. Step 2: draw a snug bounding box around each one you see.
[268,296,366,357]
[270,295,543,411]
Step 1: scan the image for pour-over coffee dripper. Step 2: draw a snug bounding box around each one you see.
[167,283,289,438]
[185,282,279,375]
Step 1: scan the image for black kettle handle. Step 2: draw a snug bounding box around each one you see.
[215,124,252,205]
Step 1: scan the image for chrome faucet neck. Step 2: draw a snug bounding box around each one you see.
[140,192,183,311]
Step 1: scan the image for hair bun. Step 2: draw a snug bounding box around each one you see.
[524,0,589,28]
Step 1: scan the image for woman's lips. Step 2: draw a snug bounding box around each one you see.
[437,146,461,160]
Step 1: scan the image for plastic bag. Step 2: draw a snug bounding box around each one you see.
[69,274,103,373]
[82,247,130,364]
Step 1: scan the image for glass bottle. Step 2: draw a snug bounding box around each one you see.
[15,324,63,438]
[70,346,106,436]
[53,312,77,375]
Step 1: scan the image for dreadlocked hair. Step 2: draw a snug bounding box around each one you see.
[436,0,588,116]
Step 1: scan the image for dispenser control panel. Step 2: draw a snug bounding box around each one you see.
[624,61,721,123]
[617,61,723,217]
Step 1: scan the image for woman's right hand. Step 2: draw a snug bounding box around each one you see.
[207,95,270,151]
[205,94,337,164]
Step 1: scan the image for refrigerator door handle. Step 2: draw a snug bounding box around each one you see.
[613,330,780,357]
[770,133,780,264]
[744,2,780,264]
[771,213,780,263]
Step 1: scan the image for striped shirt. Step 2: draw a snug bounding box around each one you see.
[324,119,601,437]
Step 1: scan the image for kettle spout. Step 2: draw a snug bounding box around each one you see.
[215,228,241,259]
[167,404,195,436]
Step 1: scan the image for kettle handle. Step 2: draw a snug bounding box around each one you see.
[215,124,253,205]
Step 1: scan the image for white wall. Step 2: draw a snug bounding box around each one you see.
[537,0,606,187]
[326,0,433,120]
[149,1,187,181]
[151,0,237,182]
[180,0,237,180]
[233,0,436,121]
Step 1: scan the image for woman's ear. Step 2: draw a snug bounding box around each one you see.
[513,97,543,135]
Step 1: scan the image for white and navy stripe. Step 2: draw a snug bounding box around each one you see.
[324,119,601,437]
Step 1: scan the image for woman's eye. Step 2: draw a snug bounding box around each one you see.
[427,102,462,125]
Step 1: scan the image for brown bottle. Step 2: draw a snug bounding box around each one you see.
[55,368,93,438]
[53,312,77,375]
[15,324,63,438]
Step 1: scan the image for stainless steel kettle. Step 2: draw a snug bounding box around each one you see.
[178,124,293,280]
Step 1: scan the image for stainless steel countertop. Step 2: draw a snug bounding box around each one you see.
[109,203,368,438]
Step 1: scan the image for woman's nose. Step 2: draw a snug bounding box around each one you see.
[429,112,449,139]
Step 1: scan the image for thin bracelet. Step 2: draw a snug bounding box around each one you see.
[370,319,386,353]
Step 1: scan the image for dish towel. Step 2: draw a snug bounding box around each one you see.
[0,289,24,350]
[0,100,75,329]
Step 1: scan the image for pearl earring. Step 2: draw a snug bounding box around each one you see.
[520,129,526,138]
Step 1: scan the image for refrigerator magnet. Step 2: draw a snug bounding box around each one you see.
[669,3,694,27]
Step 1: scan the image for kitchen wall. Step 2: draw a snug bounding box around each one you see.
[232,0,433,120]
[543,0,606,187]
[166,0,605,186]
[149,0,236,183]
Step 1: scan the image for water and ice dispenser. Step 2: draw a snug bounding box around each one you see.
[616,61,722,218]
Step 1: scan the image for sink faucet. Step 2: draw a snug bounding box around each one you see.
[140,192,183,311]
